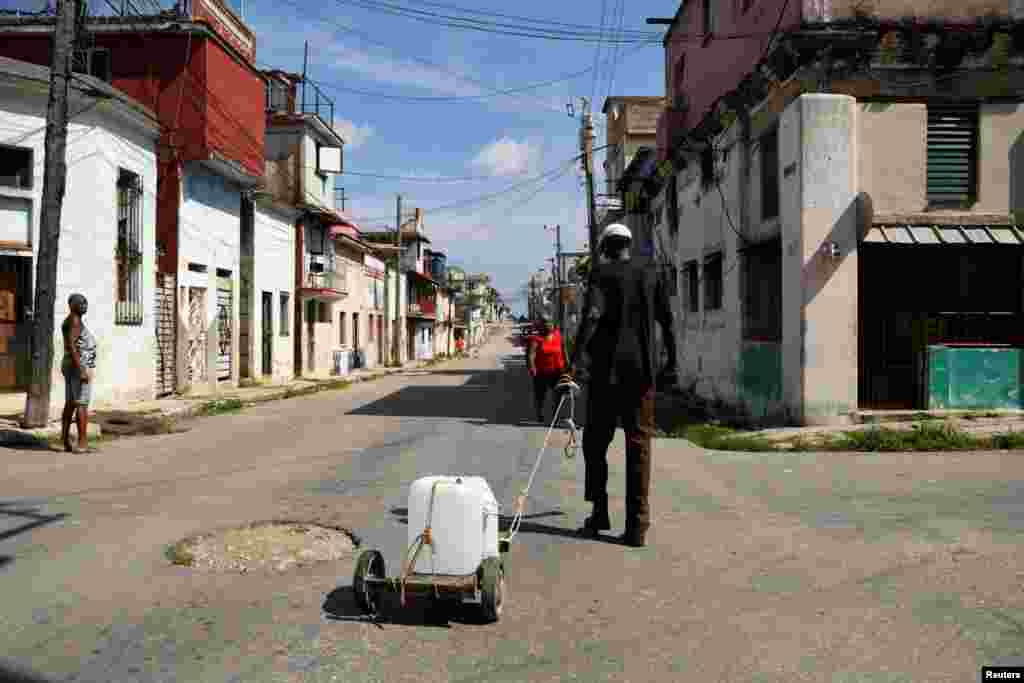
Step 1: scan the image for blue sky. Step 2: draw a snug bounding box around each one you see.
[243,0,676,313]
[4,0,678,314]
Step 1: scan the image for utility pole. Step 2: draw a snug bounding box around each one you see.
[555,223,563,332]
[392,194,402,366]
[24,0,82,428]
[579,97,598,264]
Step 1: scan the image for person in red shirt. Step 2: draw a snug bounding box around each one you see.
[526,315,567,424]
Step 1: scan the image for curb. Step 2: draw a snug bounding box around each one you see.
[0,353,467,446]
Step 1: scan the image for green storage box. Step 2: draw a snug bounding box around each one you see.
[927,345,1024,410]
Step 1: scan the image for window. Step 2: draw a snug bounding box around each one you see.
[353,313,359,348]
[368,314,375,341]
[683,260,700,313]
[339,311,347,344]
[927,104,979,206]
[742,240,782,341]
[266,80,289,112]
[318,301,329,323]
[700,147,715,190]
[0,146,32,190]
[115,169,143,325]
[74,48,111,82]
[761,127,779,220]
[704,252,723,311]
[279,292,290,336]
[702,0,716,35]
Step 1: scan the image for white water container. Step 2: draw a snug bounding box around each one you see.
[407,475,500,575]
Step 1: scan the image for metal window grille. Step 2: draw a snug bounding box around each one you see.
[116,169,143,325]
[704,253,723,311]
[927,104,979,206]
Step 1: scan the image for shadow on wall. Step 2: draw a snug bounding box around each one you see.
[803,191,870,307]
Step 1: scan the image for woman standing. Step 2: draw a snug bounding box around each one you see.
[61,293,97,453]
[527,315,567,424]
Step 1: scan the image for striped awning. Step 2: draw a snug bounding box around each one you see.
[863,224,1024,245]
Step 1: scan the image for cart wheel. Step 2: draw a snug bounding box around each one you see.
[478,557,504,623]
[353,549,385,616]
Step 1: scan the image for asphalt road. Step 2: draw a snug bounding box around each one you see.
[2,325,1024,682]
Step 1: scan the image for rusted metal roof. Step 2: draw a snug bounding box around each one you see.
[863,224,1024,245]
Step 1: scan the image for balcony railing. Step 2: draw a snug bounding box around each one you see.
[305,268,347,293]
[299,79,335,134]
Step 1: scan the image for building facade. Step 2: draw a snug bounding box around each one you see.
[0,57,160,413]
[0,0,266,398]
[658,0,1024,424]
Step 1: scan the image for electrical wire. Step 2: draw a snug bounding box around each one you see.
[397,0,659,38]
[271,0,573,117]
[331,0,659,43]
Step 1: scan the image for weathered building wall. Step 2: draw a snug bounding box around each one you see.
[0,84,159,415]
[781,93,860,425]
[252,202,296,383]
[178,163,242,393]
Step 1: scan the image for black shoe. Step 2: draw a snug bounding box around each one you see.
[578,511,611,538]
[619,528,647,548]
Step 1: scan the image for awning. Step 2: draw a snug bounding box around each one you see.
[863,224,1024,245]
[329,222,361,239]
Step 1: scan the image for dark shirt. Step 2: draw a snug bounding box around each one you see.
[570,260,676,389]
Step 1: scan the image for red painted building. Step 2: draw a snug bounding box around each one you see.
[657,0,800,159]
[0,0,265,395]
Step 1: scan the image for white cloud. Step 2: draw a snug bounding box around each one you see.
[469,138,539,177]
[333,119,375,150]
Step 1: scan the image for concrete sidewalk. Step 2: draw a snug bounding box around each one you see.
[0,357,453,447]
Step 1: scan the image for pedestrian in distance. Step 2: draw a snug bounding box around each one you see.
[60,293,98,454]
[526,314,568,425]
[566,223,677,548]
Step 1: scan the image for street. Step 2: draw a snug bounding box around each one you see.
[2,326,1024,682]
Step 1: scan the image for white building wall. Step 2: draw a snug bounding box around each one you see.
[252,203,296,384]
[301,134,334,211]
[0,87,159,417]
[178,163,242,393]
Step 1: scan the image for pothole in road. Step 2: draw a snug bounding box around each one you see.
[167,521,358,573]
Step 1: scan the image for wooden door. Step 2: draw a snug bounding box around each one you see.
[0,270,18,389]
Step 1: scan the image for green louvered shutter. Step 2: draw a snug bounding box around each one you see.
[927,104,978,206]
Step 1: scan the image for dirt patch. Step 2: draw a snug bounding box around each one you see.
[168,521,358,573]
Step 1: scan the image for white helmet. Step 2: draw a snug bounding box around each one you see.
[599,223,632,246]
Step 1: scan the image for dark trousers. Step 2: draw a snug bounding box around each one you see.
[582,382,655,534]
[532,372,560,416]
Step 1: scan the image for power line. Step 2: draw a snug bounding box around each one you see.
[401,0,655,37]
[331,0,660,42]
[298,47,648,104]
[272,0,573,117]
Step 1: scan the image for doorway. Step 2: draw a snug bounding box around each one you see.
[261,291,273,376]
[0,255,31,391]
[306,299,317,372]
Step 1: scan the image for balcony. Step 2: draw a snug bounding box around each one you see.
[408,298,437,319]
[300,264,347,301]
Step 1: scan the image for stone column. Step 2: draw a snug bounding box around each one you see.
[780,94,860,425]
